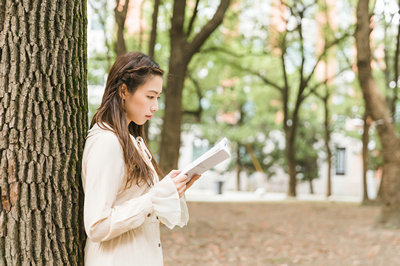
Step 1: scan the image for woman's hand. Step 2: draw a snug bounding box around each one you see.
[168,170,188,198]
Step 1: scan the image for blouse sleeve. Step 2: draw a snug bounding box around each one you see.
[83,134,188,243]
[149,176,189,229]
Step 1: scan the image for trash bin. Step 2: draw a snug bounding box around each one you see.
[215,181,224,195]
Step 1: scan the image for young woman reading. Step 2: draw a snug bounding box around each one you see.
[81,52,200,265]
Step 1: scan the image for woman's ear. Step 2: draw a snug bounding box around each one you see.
[119,84,128,100]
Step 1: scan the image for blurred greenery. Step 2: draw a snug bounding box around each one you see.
[87,0,399,187]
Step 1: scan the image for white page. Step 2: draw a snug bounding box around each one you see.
[180,138,231,182]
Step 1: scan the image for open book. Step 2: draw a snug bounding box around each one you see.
[180,138,231,183]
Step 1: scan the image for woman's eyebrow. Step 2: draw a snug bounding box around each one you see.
[148,89,162,95]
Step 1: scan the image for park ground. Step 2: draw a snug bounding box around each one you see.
[161,201,400,266]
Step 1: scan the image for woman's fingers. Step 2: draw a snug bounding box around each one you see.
[169,172,188,198]
[175,181,186,198]
[168,170,182,178]
[177,184,186,197]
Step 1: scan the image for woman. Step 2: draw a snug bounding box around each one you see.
[81,52,200,265]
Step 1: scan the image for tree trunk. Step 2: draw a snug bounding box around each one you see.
[236,144,242,191]
[0,0,87,264]
[115,0,129,56]
[323,96,332,197]
[392,0,400,120]
[356,0,400,227]
[309,179,314,194]
[159,0,230,172]
[145,0,162,141]
[159,56,187,170]
[362,108,371,203]
[148,0,161,59]
[285,125,297,197]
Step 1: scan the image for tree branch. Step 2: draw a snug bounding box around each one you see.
[182,74,203,122]
[185,0,231,59]
[186,0,200,37]
[303,65,352,100]
[229,61,284,92]
[303,32,351,88]
[200,46,268,58]
[148,0,161,58]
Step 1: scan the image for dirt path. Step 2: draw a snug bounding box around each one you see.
[161,201,400,266]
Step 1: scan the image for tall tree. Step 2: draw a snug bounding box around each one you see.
[356,0,400,227]
[159,0,230,172]
[0,0,87,264]
[231,0,348,196]
[313,90,334,197]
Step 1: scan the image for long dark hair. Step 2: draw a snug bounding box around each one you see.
[91,52,164,188]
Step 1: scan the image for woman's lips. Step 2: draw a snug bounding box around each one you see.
[145,115,152,119]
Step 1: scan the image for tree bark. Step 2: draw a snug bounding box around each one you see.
[356,0,400,227]
[362,108,371,203]
[159,0,230,172]
[115,0,129,56]
[0,0,87,264]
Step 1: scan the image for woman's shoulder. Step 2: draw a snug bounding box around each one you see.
[82,123,124,167]
[86,122,120,146]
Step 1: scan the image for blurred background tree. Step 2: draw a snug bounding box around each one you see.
[85,0,400,227]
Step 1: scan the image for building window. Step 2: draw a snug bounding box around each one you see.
[335,147,346,175]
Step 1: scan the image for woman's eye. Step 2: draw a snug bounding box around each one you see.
[147,96,154,99]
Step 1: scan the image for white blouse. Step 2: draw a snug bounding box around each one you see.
[81,123,189,265]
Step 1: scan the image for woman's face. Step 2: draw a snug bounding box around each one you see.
[123,75,163,125]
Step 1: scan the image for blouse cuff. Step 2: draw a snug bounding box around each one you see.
[150,175,189,229]
[179,195,189,225]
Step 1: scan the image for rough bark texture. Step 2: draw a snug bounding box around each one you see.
[356,0,400,228]
[0,0,88,264]
[159,0,230,172]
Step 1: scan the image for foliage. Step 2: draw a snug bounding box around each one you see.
[86,0,400,189]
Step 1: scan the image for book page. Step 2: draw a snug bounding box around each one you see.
[181,138,231,182]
